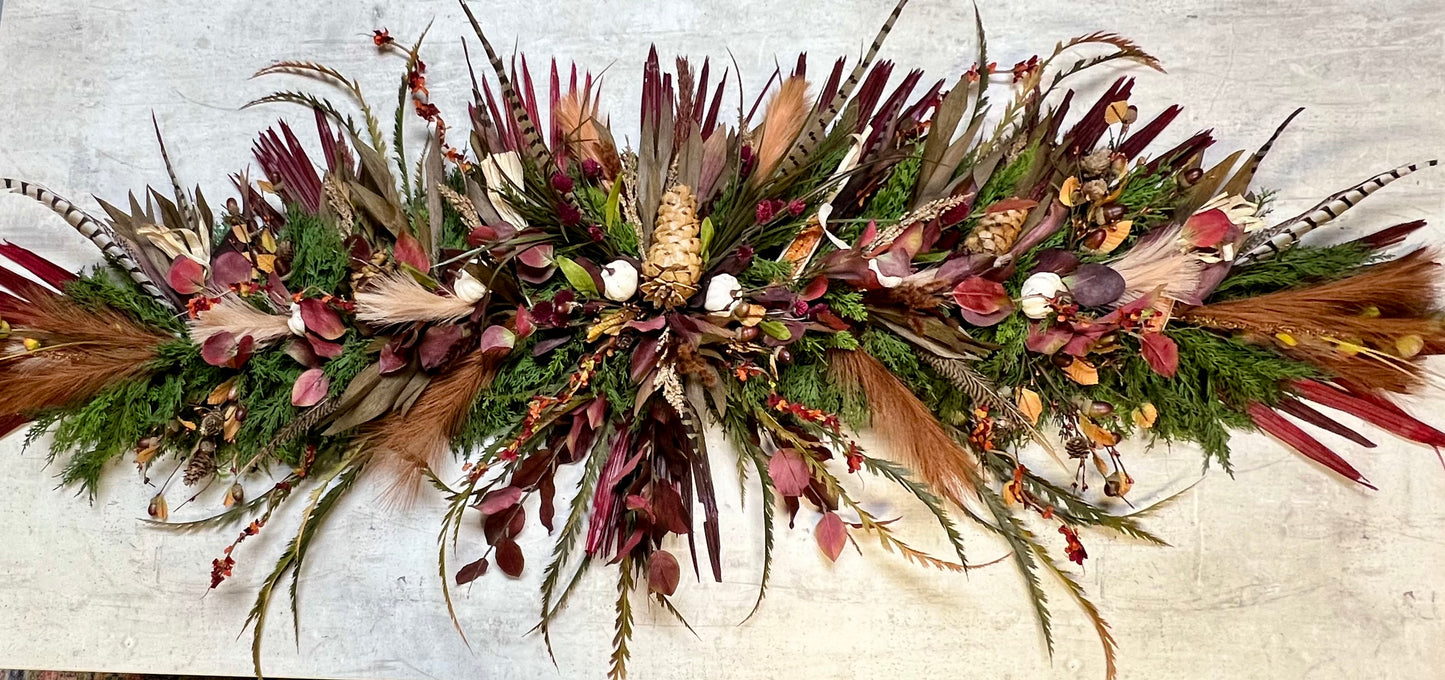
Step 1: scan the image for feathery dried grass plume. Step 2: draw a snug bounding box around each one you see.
[750,75,811,186]
[1108,223,1205,306]
[829,349,980,501]
[355,272,477,326]
[555,89,621,181]
[0,294,170,415]
[1181,249,1445,393]
[364,350,500,504]
[190,294,293,346]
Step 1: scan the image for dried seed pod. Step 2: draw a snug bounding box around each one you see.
[1065,437,1092,459]
[1081,148,1113,177]
[148,494,169,521]
[640,184,703,307]
[1104,471,1134,497]
[224,482,245,508]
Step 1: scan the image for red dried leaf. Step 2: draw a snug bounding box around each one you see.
[494,538,525,577]
[483,506,526,544]
[378,338,407,374]
[290,368,329,407]
[455,557,488,585]
[201,332,239,367]
[768,448,811,497]
[305,334,344,359]
[1139,332,1179,377]
[479,325,516,356]
[1248,402,1374,488]
[800,276,829,301]
[418,324,463,370]
[1184,208,1233,248]
[815,511,848,562]
[953,276,1009,315]
[166,257,206,295]
[477,486,522,515]
[651,484,691,535]
[647,549,681,596]
[393,230,431,273]
[211,251,254,289]
[514,306,535,339]
[299,298,346,340]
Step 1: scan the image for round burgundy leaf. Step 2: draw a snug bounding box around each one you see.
[455,557,488,585]
[768,448,812,497]
[1066,264,1126,307]
[166,257,207,295]
[647,550,681,596]
[815,511,848,562]
[299,298,346,340]
[201,332,238,366]
[211,251,254,289]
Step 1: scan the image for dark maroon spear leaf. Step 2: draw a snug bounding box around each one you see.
[455,557,488,585]
[647,550,681,596]
[768,448,811,497]
[815,511,848,562]
[299,298,346,340]
[494,538,525,577]
[291,368,329,407]
[166,257,207,295]
[1139,332,1179,378]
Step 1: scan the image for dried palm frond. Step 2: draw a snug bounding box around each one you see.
[829,349,980,501]
[355,273,478,326]
[364,350,500,504]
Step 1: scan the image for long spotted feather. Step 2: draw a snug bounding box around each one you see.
[1235,160,1438,266]
[1,178,173,306]
[459,1,553,169]
[777,0,910,175]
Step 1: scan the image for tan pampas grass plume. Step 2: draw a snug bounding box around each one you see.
[555,89,622,181]
[0,294,170,415]
[750,75,811,187]
[1181,249,1445,393]
[829,349,980,501]
[355,273,477,326]
[189,294,293,347]
[364,350,500,505]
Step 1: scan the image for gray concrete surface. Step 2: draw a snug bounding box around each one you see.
[0,1,1443,679]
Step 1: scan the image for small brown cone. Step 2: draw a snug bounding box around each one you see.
[964,207,1028,255]
[641,184,703,307]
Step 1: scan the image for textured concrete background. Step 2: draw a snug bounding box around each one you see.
[1,1,1444,679]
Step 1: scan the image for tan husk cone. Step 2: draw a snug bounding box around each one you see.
[964,207,1028,255]
[641,184,703,307]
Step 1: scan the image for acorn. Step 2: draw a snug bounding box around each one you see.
[1102,203,1127,223]
[1180,167,1204,187]
[1088,400,1115,417]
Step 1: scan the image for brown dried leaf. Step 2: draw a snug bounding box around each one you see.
[1063,358,1099,386]
[1079,417,1119,447]
[495,538,524,577]
[1016,388,1043,426]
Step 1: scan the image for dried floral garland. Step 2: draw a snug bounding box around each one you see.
[3,2,1443,678]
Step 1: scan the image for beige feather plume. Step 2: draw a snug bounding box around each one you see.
[355,273,477,326]
[189,295,293,346]
[555,90,621,181]
[750,75,811,187]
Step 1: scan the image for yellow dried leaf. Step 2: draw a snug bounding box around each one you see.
[254,254,278,274]
[1359,305,1381,319]
[1092,452,1110,476]
[1016,388,1043,425]
[1275,332,1298,347]
[207,378,237,405]
[259,230,278,253]
[1093,220,1132,254]
[1334,340,1366,357]
[1079,416,1119,447]
[1396,334,1425,358]
[1104,100,1131,125]
[1059,175,1082,207]
[1133,402,1158,429]
[1062,358,1099,385]
[230,224,250,244]
[223,416,242,443]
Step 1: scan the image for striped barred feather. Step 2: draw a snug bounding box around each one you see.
[1236,160,1439,266]
[1,178,173,307]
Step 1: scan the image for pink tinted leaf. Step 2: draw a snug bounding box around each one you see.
[518,245,554,268]
[306,334,344,359]
[479,325,516,356]
[815,511,848,562]
[1140,332,1179,377]
[952,276,1008,315]
[393,230,431,273]
[477,486,523,515]
[166,257,206,295]
[855,220,878,249]
[291,368,329,407]
[201,332,238,366]
[285,338,322,368]
[299,298,346,340]
[494,538,525,577]
[229,335,254,369]
[1025,323,1071,355]
[211,251,254,289]
[514,306,535,339]
[767,448,811,497]
[800,276,829,301]
[1185,208,1233,248]
[418,324,463,370]
[378,338,407,374]
[647,550,681,596]
[455,557,488,585]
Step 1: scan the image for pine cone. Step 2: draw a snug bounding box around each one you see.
[964,205,1029,255]
[641,184,703,307]
[183,442,217,486]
